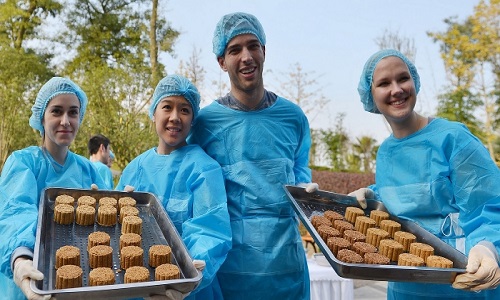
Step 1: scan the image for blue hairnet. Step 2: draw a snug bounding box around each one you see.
[109,150,115,160]
[212,12,266,57]
[358,49,420,114]
[149,74,201,120]
[29,77,88,134]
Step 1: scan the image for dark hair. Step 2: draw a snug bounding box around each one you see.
[88,134,110,155]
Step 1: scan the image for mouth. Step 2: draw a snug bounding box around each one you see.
[390,98,407,106]
[167,127,181,132]
[240,66,256,76]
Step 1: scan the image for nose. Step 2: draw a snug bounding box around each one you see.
[241,47,253,63]
[61,113,70,126]
[169,108,180,122]
[391,82,404,96]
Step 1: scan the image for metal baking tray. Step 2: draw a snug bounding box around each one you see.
[32,187,202,300]
[284,185,467,283]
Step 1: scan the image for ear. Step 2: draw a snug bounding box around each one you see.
[262,45,266,60]
[217,57,227,72]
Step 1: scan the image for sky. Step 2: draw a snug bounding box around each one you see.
[160,0,478,143]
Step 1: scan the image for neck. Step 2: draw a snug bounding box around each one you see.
[230,86,265,109]
[43,143,68,165]
[390,113,428,139]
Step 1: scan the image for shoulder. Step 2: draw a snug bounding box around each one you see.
[182,145,222,169]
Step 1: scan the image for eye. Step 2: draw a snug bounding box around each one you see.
[375,81,389,87]
[50,107,62,115]
[161,104,172,111]
[181,107,191,114]
[248,42,261,50]
[69,108,79,117]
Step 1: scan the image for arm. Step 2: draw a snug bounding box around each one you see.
[0,151,40,277]
[180,166,232,292]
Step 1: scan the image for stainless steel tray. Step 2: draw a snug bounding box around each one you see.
[284,185,467,283]
[32,187,202,300]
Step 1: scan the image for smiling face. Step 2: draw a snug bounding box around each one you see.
[217,34,265,102]
[153,95,193,154]
[42,94,80,151]
[371,56,417,127]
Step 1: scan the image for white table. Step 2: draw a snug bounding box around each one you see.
[308,257,354,300]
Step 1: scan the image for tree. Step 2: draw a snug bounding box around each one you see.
[177,46,207,105]
[0,1,60,168]
[271,62,327,124]
[56,0,179,169]
[374,29,417,62]
[351,136,378,173]
[321,113,350,171]
[428,7,497,159]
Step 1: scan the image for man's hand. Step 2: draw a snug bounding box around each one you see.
[453,242,500,291]
[347,188,374,209]
[90,184,98,190]
[124,185,135,193]
[13,258,51,300]
[298,183,319,193]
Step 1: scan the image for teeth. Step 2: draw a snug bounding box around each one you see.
[241,68,255,74]
[392,100,405,105]
[168,128,180,132]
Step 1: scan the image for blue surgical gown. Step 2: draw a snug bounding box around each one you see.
[371,118,500,299]
[92,160,114,189]
[115,145,232,300]
[188,97,312,300]
[0,146,106,300]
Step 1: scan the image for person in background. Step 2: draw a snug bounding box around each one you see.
[188,12,318,300]
[0,77,106,300]
[108,149,115,168]
[349,49,500,299]
[88,133,114,189]
[116,74,232,300]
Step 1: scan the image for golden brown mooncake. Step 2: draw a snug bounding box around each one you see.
[89,267,115,286]
[77,195,97,208]
[379,239,404,262]
[326,236,351,256]
[88,245,113,268]
[354,216,377,235]
[310,215,332,229]
[88,231,111,251]
[366,228,390,248]
[369,210,390,226]
[119,206,140,224]
[124,266,150,283]
[344,206,365,224]
[55,194,75,206]
[54,204,75,225]
[426,255,453,268]
[97,205,117,226]
[120,233,142,250]
[55,265,82,289]
[75,205,95,226]
[99,196,118,208]
[155,263,180,280]
[323,210,344,223]
[337,249,363,263]
[55,245,80,269]
[148,245,172,267]
[121,215,142,235]
[120,245,144,270]
[409,243,435,261]
[398,253,425,267]
[118,196,137,211]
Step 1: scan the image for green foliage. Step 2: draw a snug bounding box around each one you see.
[428,0,500,161]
